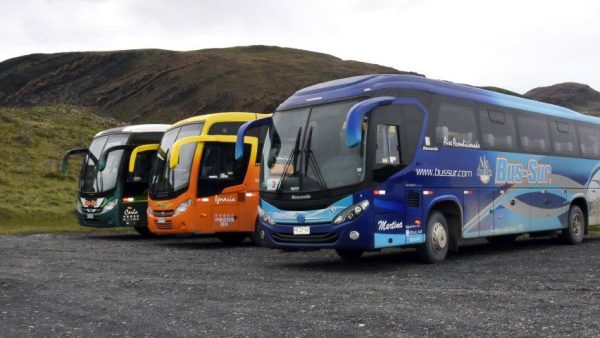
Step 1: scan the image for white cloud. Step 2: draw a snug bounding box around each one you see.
[0,0,599,93]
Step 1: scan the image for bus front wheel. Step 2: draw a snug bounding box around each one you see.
[561,205,585,245]
[218,233,248,245]
[417,211,449,263]
[134,226,155,237]
[249,221,263,246]
[335,249,364,260]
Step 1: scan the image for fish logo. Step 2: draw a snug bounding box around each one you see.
[477,156,492,184]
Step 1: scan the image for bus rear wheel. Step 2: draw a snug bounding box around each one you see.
[134,226,155,237]
[335,249,364,260]
[561,205,585,245]
[417,211,449,263]
[218,233,248,245]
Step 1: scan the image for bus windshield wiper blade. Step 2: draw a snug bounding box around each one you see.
[304,126,329,196]
[275,127,302,196]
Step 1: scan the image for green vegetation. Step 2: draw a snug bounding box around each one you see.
[0,105,126,235]
[589,225,600,236]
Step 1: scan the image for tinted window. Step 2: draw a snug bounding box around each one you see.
[208,122,244,135]
[197,143,251,197]
[124,150,154,197]
[375,125,400,165]
[550,120,579,157]
[517,115,550,153]
[433,98,479,148]
[479,108,517,151]
[577,124,600,159]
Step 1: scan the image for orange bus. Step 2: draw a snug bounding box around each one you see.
[130,112,269,243]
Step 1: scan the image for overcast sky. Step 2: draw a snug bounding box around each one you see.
[1,0,599,93]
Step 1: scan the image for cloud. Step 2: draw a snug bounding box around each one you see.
[0,0,599,93]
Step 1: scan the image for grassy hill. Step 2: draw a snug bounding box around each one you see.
[0,105,121,234]
[0,46,418,123]
[524,82,600,116]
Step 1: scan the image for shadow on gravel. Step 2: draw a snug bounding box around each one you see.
[82,234,190,241]
[155,240,258,250]
[277,236,600,272]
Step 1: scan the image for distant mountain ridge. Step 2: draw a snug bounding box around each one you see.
[524,82,600,116]
[0,45,599,121]
[0,46,417,123]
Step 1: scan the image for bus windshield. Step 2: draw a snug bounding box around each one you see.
[149,123,204,199]
[79,134,129,194]
[262,100,363,194]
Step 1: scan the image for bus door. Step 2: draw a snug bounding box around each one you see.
[171,135,257,232]
[206,140,257,232]
[368,104,425,247]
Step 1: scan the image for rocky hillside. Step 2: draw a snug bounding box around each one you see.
[0,46,418,123]
[524,82,600,116]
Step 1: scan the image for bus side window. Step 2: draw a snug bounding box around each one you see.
[479,108,517,151]
[375,125,400,165]
[577,124,600,159]
[434,99,478,147]
[550,120,579,157]
[517,115,551,154]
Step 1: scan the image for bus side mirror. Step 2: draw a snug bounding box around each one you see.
[61,147,96,174]
[235,116,271,160]
[98,145,135,172]
[345,96,395,148]
[169,136,203,169]
[129,144,160,173]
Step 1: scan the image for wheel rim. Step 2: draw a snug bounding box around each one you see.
[572,212,583,239]
[431,222,447,252]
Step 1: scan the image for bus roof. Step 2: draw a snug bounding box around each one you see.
[94,124,170,138]
[278,74,600,125]
[170,112,270,129]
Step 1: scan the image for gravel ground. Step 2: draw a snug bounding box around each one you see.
[0,233,599,337]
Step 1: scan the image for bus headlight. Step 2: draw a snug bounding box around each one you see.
[332,200,370,224]
[103,199,118,211]
[258,206,275,225]
[175,199,192,216]
[147,206,154,217]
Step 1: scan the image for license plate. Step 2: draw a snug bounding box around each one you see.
[158,217,165,224]
[86,214,93,220]
[293,226,310,235]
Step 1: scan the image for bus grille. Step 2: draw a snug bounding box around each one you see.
[407,192,420,208]
[154,220,173,230]
[271,232,339,244]
[153,210,174,217]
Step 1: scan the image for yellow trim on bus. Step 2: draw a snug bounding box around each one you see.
[128,144,160,173]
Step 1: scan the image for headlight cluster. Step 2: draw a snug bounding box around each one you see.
[332,200,370,224]
[258,206,275,225]
[103,199,118,211]
[147,206,154,217]
[175,199,192,216]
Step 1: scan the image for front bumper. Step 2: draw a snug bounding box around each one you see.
[77,202,148,228]
[260,213,372,251]
[77,208,120,228]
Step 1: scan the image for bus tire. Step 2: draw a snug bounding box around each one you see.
[335,249,364,260]
[218,233,248,245]
[417,211,449,263]
[249,221,263,246]
[486,234,518,246]
[134,226,155,237]
[561,205,585,245]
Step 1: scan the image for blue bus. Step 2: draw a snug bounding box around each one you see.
[236,75,599,263]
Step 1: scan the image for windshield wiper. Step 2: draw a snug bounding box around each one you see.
[274,127,302,196]
[304,126,329,196]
